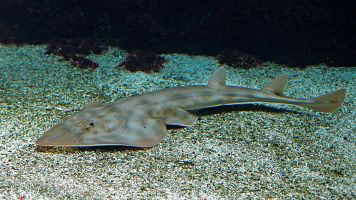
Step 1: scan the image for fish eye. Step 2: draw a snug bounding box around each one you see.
[81,122,95,132]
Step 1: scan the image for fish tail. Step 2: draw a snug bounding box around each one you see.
[307,89,346,112]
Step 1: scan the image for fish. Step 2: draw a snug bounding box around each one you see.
[36,67,346,147]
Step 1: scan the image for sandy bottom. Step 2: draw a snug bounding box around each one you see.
[0,45,355,199]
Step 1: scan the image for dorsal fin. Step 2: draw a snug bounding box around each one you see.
[262,74,288,95]
[208,67,226,88]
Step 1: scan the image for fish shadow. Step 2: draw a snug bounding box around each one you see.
[192,103,306,116]
[35,145,146,153]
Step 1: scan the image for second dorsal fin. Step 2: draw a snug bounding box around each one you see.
[261,74,288,95]
[208,67,226,88]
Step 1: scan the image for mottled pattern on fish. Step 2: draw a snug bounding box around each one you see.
[36,67,346,147]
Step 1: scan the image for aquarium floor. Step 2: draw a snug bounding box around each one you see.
[0,45,355,199]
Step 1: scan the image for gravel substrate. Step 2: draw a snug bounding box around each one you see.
[0,45,355,199]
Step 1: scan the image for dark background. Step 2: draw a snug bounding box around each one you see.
[1,0,355,67]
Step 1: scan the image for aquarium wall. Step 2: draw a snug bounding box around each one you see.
[0,0,355,66]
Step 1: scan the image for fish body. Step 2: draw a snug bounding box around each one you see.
[36,68,346,147]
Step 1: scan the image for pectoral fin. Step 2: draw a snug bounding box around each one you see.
[107,118,168,147]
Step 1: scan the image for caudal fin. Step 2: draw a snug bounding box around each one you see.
[308,89,346,112]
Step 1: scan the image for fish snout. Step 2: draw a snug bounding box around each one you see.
[36,123,81,146]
